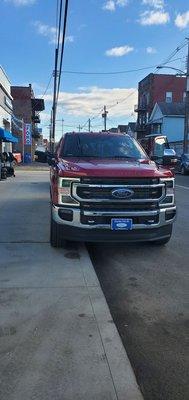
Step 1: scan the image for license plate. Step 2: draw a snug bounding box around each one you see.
[111,218,133,231]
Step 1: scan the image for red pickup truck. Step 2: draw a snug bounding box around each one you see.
[47,131,176,247]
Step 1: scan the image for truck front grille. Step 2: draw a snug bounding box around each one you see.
[81,202,158,212]
[72,178,164,204]
[77,186,162,200]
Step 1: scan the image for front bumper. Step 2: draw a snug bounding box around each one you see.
[52,205,176,242]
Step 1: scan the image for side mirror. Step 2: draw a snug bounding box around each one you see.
[163,149,178,167]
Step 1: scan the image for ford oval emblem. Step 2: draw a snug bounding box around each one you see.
[111,188,134,199]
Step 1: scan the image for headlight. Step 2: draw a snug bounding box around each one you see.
[160,178,174,206]
[58,178,80,206]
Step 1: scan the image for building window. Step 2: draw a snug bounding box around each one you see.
[183,92,186,102]
[166,92,172,103]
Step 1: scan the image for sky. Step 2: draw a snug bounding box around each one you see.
[0,0,189,140]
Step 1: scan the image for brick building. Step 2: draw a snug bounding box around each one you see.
[135,73,186,138]
[11,84,44,160]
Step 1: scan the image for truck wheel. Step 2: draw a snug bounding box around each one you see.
[50,215,65,248]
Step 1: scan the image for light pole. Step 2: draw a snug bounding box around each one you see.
[102,106,108,131]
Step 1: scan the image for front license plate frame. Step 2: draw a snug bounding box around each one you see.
[111,218,133,231]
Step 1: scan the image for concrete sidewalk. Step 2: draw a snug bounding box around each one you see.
[0,171,143,400]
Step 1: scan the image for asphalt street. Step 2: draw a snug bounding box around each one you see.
[88,174,189,400]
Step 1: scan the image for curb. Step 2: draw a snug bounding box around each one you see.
[79,244,144,400]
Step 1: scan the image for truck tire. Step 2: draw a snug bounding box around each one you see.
[50,214,65,248]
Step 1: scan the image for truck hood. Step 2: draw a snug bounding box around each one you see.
[57,157,173,178]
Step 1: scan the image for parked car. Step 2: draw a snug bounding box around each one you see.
[36,131,177,247]
[176,153,189,175]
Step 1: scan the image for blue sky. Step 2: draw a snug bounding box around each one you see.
[0,0,189,139]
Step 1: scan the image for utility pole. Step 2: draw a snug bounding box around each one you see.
[88,119,91,132]
[184,38,189,153]
[49,110,53,152]
[52,48,59,153]
[102,106,108,131]
[78,125,81,132]
[22,119,25,163]
[62,118,64,135]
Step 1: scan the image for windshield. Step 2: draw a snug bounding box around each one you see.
[61,134,148,160]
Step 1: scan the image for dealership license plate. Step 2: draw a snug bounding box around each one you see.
[111,218,133,231]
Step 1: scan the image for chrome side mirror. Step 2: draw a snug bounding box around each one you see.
[163,149,176,157]
[163,148,177,167]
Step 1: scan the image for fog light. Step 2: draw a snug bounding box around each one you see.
[165,209,176,221]
[58,209,73,221]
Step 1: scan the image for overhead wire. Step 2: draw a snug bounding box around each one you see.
[61,56,184,76]
[55,0,60,47]
[40,74,53,99]
[56,0,63,56]
[56,0,69,105]
[79,40,188,130]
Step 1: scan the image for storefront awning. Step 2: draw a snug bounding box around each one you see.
[0,127,18,143]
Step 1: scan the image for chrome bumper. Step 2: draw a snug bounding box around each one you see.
[52,205,176,230]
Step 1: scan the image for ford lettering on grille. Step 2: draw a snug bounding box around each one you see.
[111,188,134,199]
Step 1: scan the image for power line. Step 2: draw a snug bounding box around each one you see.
[40,74,53,99]
[55,0,60,47]
[61,57,184,76]
[56,0,69,104]
[56,0,63,56]
[68,49,187,132]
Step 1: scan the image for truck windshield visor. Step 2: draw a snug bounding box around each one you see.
[61,134,148,160]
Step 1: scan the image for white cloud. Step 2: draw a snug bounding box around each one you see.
[33,21,57,44]
[175,11,189,29]
[102,0,128,11]
[139,10,170,25]
[146,46,157,53]
[103,0,115,11]
[5,0,36,5]
[142,0,164,9]
[65,35,74,43]
[40,112,51,123]
[105,45,134,57]
[43,86,138,118]
[33,21,74,45]
[116,0,128,6]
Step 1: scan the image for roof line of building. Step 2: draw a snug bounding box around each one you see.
[0,83,13,100]
[0,65,11,85]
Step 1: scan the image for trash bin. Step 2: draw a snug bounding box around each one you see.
[24,153,31,164]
